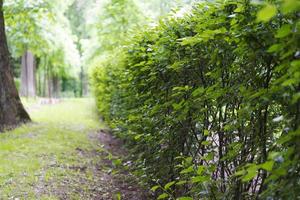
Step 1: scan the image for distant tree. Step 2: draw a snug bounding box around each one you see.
[0,0,30,130]
[20,50,36,97]
[95,0,142,54]
[4,0,80,98]
[66,0,95,97]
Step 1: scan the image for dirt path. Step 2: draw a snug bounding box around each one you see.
[0,99,149,199]
[35,130,147,200]
[89,130,147,200]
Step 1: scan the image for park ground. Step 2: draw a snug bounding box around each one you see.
[0,98,147,200]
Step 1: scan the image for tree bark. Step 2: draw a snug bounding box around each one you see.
[0,1,30,131]
[20,50,36,97]
[52,76,60,98]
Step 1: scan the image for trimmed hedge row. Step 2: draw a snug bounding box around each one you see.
[92,1,300,199]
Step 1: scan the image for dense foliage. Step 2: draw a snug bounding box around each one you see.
[92,0,300,199]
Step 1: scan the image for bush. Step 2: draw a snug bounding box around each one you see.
[92,1,300,199]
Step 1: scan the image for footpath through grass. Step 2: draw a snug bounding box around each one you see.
[0,99,145,200]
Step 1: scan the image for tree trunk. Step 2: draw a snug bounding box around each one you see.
[0,1,30,130]
[20,51,36,97]
[47,65,52,99]
[42,58,47,97]
[52,76,60,98]
[83,74,88,96]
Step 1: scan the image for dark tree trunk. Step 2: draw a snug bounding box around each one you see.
[52,76,60,98]
[20,50,36,97]
[0,1,30,131]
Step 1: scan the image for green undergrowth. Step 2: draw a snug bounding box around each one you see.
[0,99,105,199]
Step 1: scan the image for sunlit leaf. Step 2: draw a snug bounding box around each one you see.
[164,181,175,190]
[267,44,282,53]
[180,166,194,174]
[151,185,160,192]
[276,25,292,38]
[256,4,277,22]
[260,161,274,171]
[176,180,187,185]
[157,193,169,200]
[191,175,210,183]
[197,166,205,175]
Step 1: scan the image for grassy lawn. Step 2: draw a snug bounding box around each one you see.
[0,99,106,199]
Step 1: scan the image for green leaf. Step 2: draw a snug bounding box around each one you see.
[157,193,169,200]
[201,141,210,146]
[260,161,274,171]
[203,130,209,136]
[164,181,175,190]
[242,171,257,182]
[203,152,214,161]
[235,169,246,176]
[115,192,122,200]
[179,36,201,46]
[176,180,187,185]
[107,153,113,160]
[282,78,297,86]
[256,4,277,22]
[151,185,160,192]
[277,134,292,144]
[276,25,292,38]
[234,5,244,13]
[180,166,194,174]
[267,44,282,53]
[134,134,143,140]
[197,166,205,175]
[292,92,300,104]
[112,159,122,167]
[242,165,258,182]
[291,60,300,69]
[268,151,281,160]
[185,157,193,165]
[192,87,205,97]
[191,175,210,183]
[172,100,185,110]
[177,197,193,200]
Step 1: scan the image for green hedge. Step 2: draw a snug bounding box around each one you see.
[92,1,300,199]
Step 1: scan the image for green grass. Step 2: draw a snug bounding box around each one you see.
[0,98,105,199]
[21,97,39,108]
